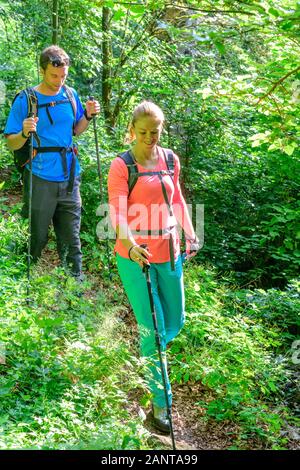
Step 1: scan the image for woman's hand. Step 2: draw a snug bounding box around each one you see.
[128,244,152,268]
[185,236,200,260]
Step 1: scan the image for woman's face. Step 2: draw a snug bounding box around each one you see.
[132,116,162,151]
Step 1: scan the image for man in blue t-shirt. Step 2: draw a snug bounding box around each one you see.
[4,45,100,279]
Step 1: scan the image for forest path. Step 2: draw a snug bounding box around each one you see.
[0,171,273,451]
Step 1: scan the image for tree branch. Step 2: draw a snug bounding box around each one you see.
[164,3,256,16]
[256,65,300,105]
[114,1,255,16]
[113,9,163,76]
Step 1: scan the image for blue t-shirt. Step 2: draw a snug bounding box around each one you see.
[4,87,84,181]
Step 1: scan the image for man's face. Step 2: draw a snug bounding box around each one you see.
[41,64,69,91]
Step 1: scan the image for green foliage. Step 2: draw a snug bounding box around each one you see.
[169,265,298,448]
[0,214,150,450]
[187,118,300,285]
[75,128,117,277]
[226,281,300,342]
[0,0,299,450]
[0,213,27,274]
[1,0,299,286]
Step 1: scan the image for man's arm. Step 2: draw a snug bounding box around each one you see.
[6,131,29,151]
[6,116,38,151]
[74,114,91,136]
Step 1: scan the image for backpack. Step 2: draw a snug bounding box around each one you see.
[11,85,77,172]
[118,147,176,270]
[118,147,175,196]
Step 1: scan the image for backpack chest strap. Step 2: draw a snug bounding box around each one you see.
[118,148,175,196]
[38,99,73,125]
[135,170,174,177]
[131,226,175,236]
[134,170,174,215]
[38,99,71,109]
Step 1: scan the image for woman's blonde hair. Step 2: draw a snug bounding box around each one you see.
[125,100,165,144]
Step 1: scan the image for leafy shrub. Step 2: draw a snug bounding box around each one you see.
[0,215,149,450]
[169,264,297,447]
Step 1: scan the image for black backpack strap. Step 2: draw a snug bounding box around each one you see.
[26,88,38,117]
[118,147,176,271]
[118,150,138,196]
[156,150,174,217]
[22,88,40,147]
[63,84,77,135]
[63,85,77,119]
[33,85,77,130]
[162,147,175,178]
[10,88,39,173]
[38,99,70,125]
[118,148,175,196]
[159,147,176,270]
[11,87,37,116]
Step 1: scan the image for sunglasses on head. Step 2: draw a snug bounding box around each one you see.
[49,57,68,67]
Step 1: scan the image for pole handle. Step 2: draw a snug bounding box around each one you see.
[89,96,97,117]
[28,112,34,132]
[140,244,149,272]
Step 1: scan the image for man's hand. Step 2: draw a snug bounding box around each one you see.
[22,116,39,137]
[85,99,100,118]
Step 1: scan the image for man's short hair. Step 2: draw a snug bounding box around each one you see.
[40,45,70,70]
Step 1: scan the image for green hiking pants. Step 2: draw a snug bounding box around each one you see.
[116,254,185,408]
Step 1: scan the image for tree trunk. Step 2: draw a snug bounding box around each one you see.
[52,0,59,45]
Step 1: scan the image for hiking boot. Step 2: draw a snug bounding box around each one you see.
[73,271,85,283]
[72,272,85,297]
[152,404,170,434]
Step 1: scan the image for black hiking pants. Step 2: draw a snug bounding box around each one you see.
[22,168,82,276]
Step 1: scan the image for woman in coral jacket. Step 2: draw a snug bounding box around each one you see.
[108,101,199,434]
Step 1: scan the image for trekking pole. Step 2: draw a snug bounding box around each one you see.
[89,96,111,280]
[26,113,34,301]
[141,246,176,450]
[89,96,102,200]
